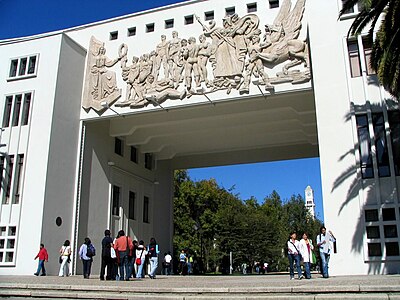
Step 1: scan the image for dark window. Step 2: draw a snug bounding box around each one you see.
[143,196,149,223]
[128,191,135,220]
[145,153,153,170]
[165,19,174,29]
[356,115,374,178]
[8,226,16,236]
[205,11,214,21]
[9,60,18,77]
[4,155,14,204]
[185,15,194,25]
[12,94,22,127]
[372,113,390,177]
[115,138,123,156]
[3,96,13,128]
[384,225,398,238]
[362,37,375,75]
[368,243,382,257]
[342,0,354,14]
[127,27,136,36]
[130,146,138,163]
[366,226,380,239]
[0,157,4,191]
[225,7,235,16]
[386,242,399,256]
[146,23,155,33]
[365,209,379,222]
[112,185,120,216]
[269,0,279,8]
[247,2,257,12]
[388,110,400,176]
[27,56,37,74]
[21,93,31,126]
[382,208,396,221]
[13,154,24,204]
[348,40,361,77]
[109,31,118,40]
[18,58,27,76]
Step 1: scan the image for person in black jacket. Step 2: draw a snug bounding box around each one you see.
[100,229,114,280]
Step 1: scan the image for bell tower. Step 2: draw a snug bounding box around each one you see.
[305,185,316,219]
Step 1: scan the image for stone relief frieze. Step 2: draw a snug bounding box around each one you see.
[82,0,310,112]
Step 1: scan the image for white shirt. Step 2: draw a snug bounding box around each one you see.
[287,239,300,255]
[165,254,172,263]
[136,245,147,259]
[316,232,336,254]
[79,244,90,260]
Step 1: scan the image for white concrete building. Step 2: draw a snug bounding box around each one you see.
[0,0,398,276]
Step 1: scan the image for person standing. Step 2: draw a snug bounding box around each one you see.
[163,251,172,275]
[58,240,71,277]
[178,249,187,275]
[34,243,48,276]
[100,229,114,281]
[317,226,336,278]
[287,232,303,280]
[135,240,147,279]
[299,233,314,279]
[79,237,95,279]
[114,230,134,281]
[147,237,160,279]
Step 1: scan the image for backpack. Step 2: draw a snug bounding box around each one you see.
[86,243,96,257]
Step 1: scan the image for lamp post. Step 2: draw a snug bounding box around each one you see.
[193,223,203,274]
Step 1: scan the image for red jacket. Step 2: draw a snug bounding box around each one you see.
[114,236,134,255]
[35,247,48,261]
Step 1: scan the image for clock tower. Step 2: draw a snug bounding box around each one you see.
[305,185,316,219]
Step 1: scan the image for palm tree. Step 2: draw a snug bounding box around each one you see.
[339,0,400,100]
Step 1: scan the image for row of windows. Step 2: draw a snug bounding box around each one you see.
[2,93,32,128]
[0,154,24,205]
[0,225,17,265]
[8,55,38,80]
[108,1,279,40]
[114,138,153,170]
[347,37,375,78]
[112,186,150,223]
[356,111,400,179]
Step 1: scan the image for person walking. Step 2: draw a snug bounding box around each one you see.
[178,249,187,275]
[100,229,114,281]
[299,232,314,279]
[114,230,134,281]
[79,237,95,279]
[147,237,160,279]
[287,232,303,280]
[135,240,147,278]
[163,251,172,275]
[34,243,48,276]
[58,240,71,277]
[316,226,336,278]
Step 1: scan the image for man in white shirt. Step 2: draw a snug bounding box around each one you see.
[316,226,336,278]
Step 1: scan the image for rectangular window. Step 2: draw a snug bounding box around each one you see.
[382,208,396,221]
[247,3,257,12]
[388,110,400,176]
[225,7,235,16]
[384,225,398,238]
[143,196,149,223]
[205,11,214,21]
[165,19,174,29]
[348,40,361,77]
[9,60,18,78]
[362,37,375,75]
[386,242,399,256]
[0,225,17,265]
[3,155,14,204]
[185,15,194,25]
[21,93,32,126]
[127,27,136,37]
[12,94,22,127]
[13,154,24,204]
[18,58,27,76]
[128,191,136,220]
[130,146,138,163]
[145,153,153,170]
[368,242,382,257]
[0,157,4,192]
[356,115,373,178]
[27,56,37,74]
[342,0,354,14]
[372,113,390,177]
[115,138,123,156]
[109,31,118,40]
[8,55,38,80]
[112,185,120,216]
[146,23,155,33]
[3,96,13,128]
[365,209,379,222]
[269,0,279,8]
[366,226,380,239]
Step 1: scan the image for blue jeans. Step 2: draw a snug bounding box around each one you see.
[82,259,92,278]
[303,262,311,279]
[136,258,145,278]
[35,260,46,275]
[288,254,302,278]
[320,251,330,277]
[118,252,131,280]
[149,256,158,277]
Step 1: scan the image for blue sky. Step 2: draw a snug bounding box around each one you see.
[0,0,324,220]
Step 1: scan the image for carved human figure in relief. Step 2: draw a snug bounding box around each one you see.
[91,46,121,100]
[142,74,186,106]
[138,53,153,84]
[197,34,211,86]
[184,37,200,94]
[154,35,170,80]
[168,31,182,85]
[120,56,141,104]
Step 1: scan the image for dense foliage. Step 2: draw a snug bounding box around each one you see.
[173,170,323,273]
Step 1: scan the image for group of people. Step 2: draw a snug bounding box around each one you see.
[287,226,336,280]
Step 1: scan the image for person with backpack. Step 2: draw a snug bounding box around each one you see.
[147,237,160,279]
[79,237,95,279]
[287,231,303,280]
[316,226,336,278]
[100,229,114,281]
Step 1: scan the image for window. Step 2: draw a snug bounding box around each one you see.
[0,225,16,265]
[368,243,382,257]
[341,0,364,15]
[143,196,149,223]
[388,110,400,176]
[21,93,32,126]
[341,0,354,14]
[3,97,12,128]
[3,155,14,205]
[145,153,153,170]
[347,40,361,77]
[114,138,123,156]
[3,93,32,128]
[356,115,373,178]
[382,208,396,221]
[146,23,155,33]
[109,31,118,40]
[0,157,4,192]
[362,37,375,75]
[269,0,279,8]
[247,3,257,12]
[112,185,120,216]
[205,11,214,21]
[128,191,136,220]
[12,94,22,127]
[8,55,38,80]
[384,225,398,238]
[13,154,24,204]
[185,15,194,25]
[366,226,380,239]
[165,19,174,29]
[225,7,235,16]
[127,27,136,37]
[372,113,390,177]
[130,146,138,163]
[365,209,379,222]
[386,242,399,256]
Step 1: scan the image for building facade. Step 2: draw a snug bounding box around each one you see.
[0,0,398,276]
